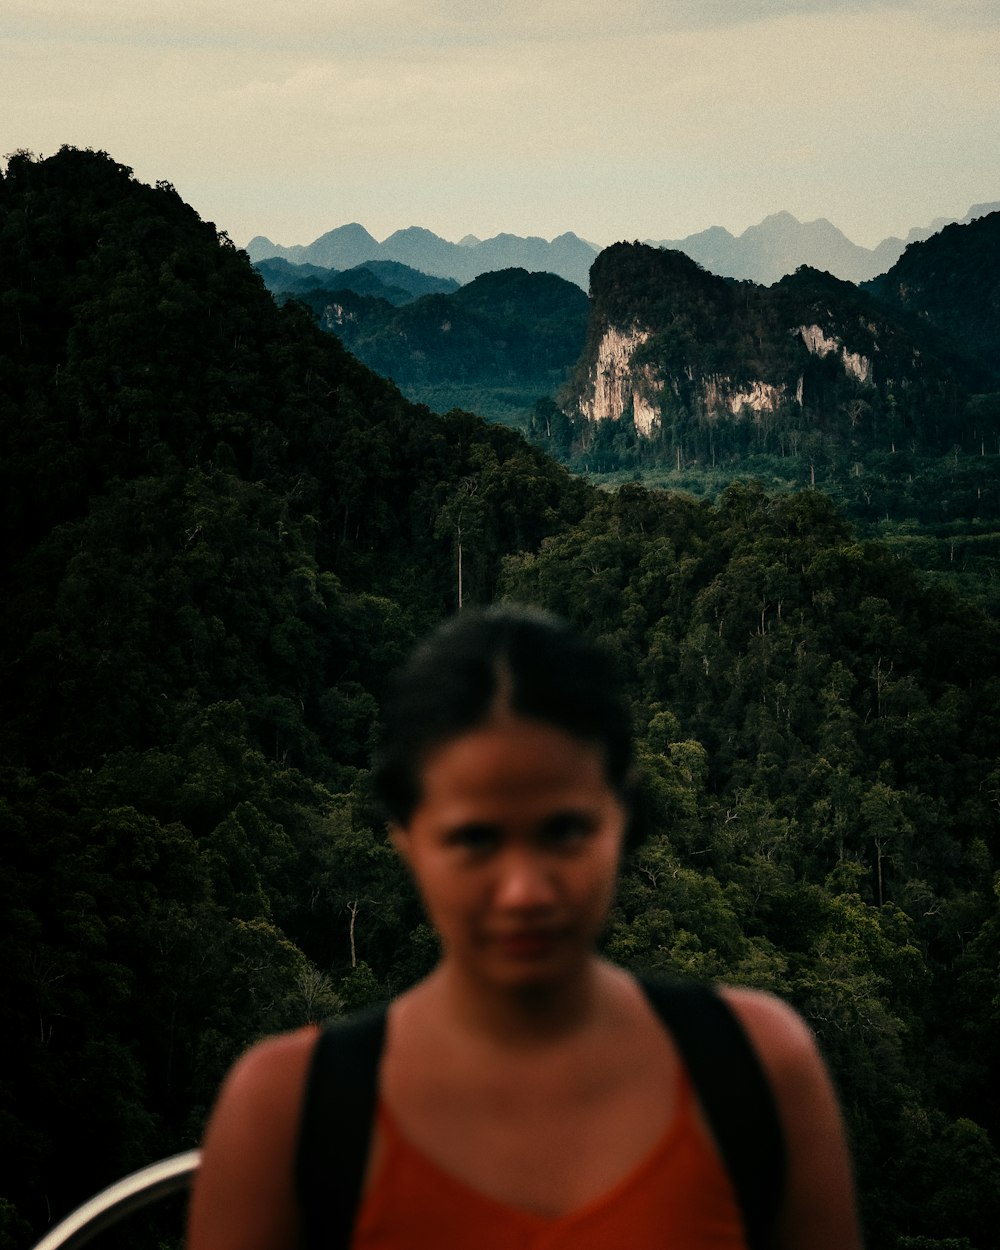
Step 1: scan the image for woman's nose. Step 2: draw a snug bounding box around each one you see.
[494,850,557,909]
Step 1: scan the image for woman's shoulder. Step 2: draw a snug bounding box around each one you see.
[187,1027,319,1250]
[717,986,863,1250]
[716,984,834,1109]
[717,984,834,1118]
[718,985,818,1065]
[208,1025,320,1134]
[226,1021,316,1066]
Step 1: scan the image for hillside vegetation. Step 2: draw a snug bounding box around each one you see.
[269,266,591,428]
[1,148,999,1250]
[864,210,1000,384]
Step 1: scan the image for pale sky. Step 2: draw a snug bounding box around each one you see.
[4,0,998,251]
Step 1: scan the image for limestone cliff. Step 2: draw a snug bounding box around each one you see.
[797,324,872,384]
[566,243,956,447]
[579,326,659,434]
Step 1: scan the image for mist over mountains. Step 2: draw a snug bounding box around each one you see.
[248,203,999,290]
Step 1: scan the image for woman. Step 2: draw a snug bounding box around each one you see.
[187,605,861,1250]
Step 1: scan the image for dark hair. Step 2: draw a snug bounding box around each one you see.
[372,604,636,830]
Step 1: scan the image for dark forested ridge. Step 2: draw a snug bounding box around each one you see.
[267,266,591,429]
[254,255,461,305]
[2,148,999,1250]
[0,146,590,1241]
[864,210,1000,385]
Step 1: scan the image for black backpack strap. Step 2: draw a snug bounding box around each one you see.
[295,1003,388,1250]
[639,977,786,1250]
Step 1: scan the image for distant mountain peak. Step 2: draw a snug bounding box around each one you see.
[324,221,373,236]
[695,225,737,242]
[385,225,443,242]
[309,222,378,249]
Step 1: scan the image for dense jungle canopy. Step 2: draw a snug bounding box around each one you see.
[1,148,998,1250]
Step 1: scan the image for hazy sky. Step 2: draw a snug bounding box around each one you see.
[4,0,998,250]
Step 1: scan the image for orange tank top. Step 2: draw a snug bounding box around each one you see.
[350,1066,748,1250]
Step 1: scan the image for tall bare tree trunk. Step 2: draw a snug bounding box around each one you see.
[348,900,359,968]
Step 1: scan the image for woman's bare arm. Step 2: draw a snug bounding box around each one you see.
[186,1027,317,1250]
[721,987,863,1250]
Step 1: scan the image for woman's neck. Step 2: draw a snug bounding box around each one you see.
[425,957,618,1049]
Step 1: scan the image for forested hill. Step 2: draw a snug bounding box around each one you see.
[864,210,1000,384]
[283,266,591,426]
[0,145,591,1235]
[545,239,1000,553]
[2,148,999,1250]
[254,255,461,305]
[569,241,988,451]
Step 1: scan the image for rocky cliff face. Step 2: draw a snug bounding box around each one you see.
[566,243,963,449]
[797,324,872,384]
[579,326,659,434]
[579,321,792,434]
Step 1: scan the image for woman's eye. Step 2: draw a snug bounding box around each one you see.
[542,814,595,846]
[448,825,499,852]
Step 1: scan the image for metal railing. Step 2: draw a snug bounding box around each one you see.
[31,1151,200,1250]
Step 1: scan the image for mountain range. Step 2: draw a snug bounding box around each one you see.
[247,225,600,289]
[254,207,999,454]
[247,203,1000,290]
[649,204,1000,286]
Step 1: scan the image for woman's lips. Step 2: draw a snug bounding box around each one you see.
[490,929,563,958]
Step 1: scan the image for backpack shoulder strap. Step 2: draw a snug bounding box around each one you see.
[639,977,786,1250]
[295,1003,388,1250]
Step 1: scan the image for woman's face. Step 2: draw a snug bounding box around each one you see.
[391,714,627,993]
